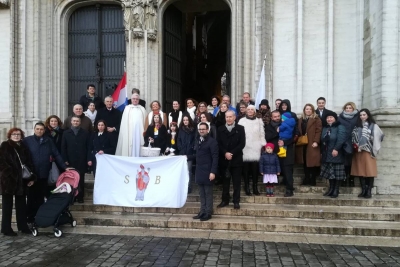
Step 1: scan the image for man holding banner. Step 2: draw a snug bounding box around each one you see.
[189,122,219,222]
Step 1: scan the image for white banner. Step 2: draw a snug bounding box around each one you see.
[94,155,189,208]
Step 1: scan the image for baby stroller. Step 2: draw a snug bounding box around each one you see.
[31,169,80,238]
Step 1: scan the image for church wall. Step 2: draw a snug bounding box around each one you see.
[0,8,11,120]
[272,0,297,104]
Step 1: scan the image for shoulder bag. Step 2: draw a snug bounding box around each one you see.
[14,149,33,179]
[296,133,308,146]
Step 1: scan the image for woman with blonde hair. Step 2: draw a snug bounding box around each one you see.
[338,101,359,187]
[145,100,168,129]
[295,104,322,186]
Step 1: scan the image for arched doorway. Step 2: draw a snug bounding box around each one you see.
[68,4,126,113]
[163,0,231,113]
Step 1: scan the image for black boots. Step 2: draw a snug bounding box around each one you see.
[243,173,252,196]
[348,176,355,187]
[358,178,367,197]
[323,179,335,197]
[365,177,374,198]
[253,182,260,196]
[331,180,340,198]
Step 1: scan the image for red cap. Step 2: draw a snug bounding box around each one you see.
[265,143,274,150]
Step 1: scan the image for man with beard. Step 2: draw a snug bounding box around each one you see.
[235,92,254,112]
[61,116,92,203]
[256,99,272,126]
[63,104,93,133]
[265,110,294,197]
[217,110,246,209]
[94,96,122,154]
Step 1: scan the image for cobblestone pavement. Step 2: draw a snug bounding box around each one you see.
[0,233,400,267]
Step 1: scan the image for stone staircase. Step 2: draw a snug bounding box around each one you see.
[2,172,400,246]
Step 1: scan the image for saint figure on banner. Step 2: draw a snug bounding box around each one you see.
[135,164,150,201]
[115,93,146,157]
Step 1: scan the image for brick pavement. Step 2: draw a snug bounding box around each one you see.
[0,234,399,267]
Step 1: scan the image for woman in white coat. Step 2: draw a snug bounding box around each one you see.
[238,105,266,195]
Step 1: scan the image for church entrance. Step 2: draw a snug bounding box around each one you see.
[163,0,231,113]
[68,4,126,114]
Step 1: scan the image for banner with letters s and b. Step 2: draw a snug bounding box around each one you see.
[94,155,189,208]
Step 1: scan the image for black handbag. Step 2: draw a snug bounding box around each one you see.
[14,149,33,179]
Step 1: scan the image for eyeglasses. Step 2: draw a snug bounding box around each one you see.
[199,129,207,131]
[11,134,21,136]
[199,105,206,108]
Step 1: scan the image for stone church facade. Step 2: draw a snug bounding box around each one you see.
[0,0,399,194]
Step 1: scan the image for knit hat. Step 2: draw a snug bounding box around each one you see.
[325,110,338,121]
[265,143,275,150]
[282,112,292,121]
[259,99,269,109]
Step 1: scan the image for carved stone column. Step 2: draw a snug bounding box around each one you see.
[122,0,159,109]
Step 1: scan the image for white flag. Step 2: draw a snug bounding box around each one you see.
[94,155,189,208]
[255,58,266,109]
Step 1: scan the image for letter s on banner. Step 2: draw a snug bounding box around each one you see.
[124,175,130,184]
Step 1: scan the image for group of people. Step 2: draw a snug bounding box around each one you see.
[0,85,384,231]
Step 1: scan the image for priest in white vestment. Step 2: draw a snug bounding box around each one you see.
[115,93,146,157]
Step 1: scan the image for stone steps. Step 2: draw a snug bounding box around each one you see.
[62,211,400,237]
[63,202,400,221]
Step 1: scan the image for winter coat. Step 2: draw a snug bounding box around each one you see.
[321,122,346,164]
[79,93,105,111]
[338,111,358,154]
[45,127,64,153]
[256,109,272,126]
[95,107,122,154]
[0,140,36,195]
[213,110,227,129]
[89,132,114,161]
[259,153,281,174]
[23,135,67,180]
[278,99,300,137]
[61,128,91,173]
[193,136,219,185]
[279,117,296,140]
[238,117,266,162]
[217,124,246,168]
[264,122,280,154]
[316,108,335,127]
[144,124,168,153]
[295,116,322,167]
[178,127,195,156]
[63,114,93,133]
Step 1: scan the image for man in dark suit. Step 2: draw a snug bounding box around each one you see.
[217,110,246,209]
[127,88,146,108]
[316,97,335,127]
[79,84,105,111]
[94,96,122,154]
[189,122,218,221]
[265,110,296,197]
[61,116,91,203]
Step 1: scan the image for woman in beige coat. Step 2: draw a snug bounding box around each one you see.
[295,104,322,186]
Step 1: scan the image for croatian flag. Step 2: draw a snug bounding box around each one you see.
[112,72,128,112]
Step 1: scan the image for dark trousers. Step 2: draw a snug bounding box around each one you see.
[27,179,48,223]
[198,184,213,215]
[1,193,28,233]
[77,170,85,200]
[280,163,294,191]
[221,166,242,204]
[304,166,319,180]
[243,162,259,185]
[92,155,97,177]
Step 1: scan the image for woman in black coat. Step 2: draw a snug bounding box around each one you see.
[338,102,359,187]
[144,114,168,154]
[178,115,196,192]
[320,111,347,198]
[45,115,64,153]
[0,128,36,236]
[90,120,114,177]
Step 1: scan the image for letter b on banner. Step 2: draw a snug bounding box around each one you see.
[155,176,161,184]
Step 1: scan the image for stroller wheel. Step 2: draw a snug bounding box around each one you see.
[54,229,62,238]
[32,229,38,237]
[72,220,77,227]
